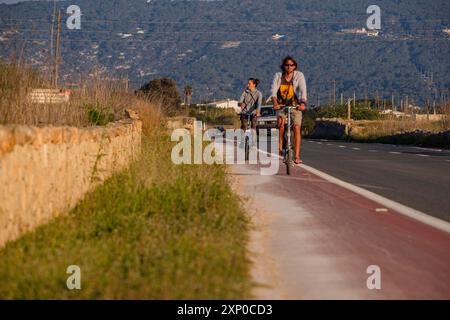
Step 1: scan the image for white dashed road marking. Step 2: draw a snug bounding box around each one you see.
[416,154,430,157]
[389,152,401,155]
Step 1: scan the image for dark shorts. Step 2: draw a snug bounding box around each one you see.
[240,113,257,130]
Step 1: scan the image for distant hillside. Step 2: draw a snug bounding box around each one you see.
[0,0,449,105]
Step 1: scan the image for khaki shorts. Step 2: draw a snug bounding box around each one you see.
[276,109,303,126]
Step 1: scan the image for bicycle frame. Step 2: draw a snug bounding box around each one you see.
[240,111,254,161]
[281,106,296,174]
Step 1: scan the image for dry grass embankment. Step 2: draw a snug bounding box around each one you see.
[0,62,251,299]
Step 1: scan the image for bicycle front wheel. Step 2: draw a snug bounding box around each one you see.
[245,136,250,161]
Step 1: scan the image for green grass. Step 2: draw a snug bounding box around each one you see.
[188,106,239,126]
[0,133,251,299]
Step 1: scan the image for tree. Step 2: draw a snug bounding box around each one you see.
[137,78,182,114]
[184,85,193,106]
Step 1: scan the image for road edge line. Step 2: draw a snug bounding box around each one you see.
[300,163,450,234]
[223,138,450,234]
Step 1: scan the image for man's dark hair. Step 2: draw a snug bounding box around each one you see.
[280,56,298,72]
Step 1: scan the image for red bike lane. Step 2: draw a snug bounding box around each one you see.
[231,162,450,299]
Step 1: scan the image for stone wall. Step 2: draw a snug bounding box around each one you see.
[0,112,142,247]
[310,118,349,139]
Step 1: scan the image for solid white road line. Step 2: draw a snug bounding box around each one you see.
[300,164,450,234]
[241,144,450,234]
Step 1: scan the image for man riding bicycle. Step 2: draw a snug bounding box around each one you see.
[270,56,307,164]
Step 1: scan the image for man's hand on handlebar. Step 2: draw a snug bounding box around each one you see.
[273,103,285,111]
[297,102,306,111]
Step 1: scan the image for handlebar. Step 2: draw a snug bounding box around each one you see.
[275,104,306,111]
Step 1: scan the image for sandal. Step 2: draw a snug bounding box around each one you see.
[294,158,303,165]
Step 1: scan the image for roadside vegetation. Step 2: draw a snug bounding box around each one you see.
[188,105,239,127]
[0,62,251,299]
[348,119,450,148]
[0,61,139,127]
[306,101,450,148]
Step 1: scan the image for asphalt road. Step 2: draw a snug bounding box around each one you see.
[218,137,450,298]
[301,140,450,222]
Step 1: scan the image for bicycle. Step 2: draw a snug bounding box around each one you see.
[280,105,297,175]
[239,111,254,162]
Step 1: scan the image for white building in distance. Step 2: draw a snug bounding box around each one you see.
[208,99,240,113]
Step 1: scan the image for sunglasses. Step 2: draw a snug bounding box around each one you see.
[284,64,296,67]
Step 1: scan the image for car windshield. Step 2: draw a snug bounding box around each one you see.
[260,107,275,117]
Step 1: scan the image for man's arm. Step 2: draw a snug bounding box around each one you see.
[296,73,307,111]
[270,73,281,109]
[299,73,307,103]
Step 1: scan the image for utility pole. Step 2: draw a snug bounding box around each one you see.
[375,90,379,110]
[52,9,61,88]
[353,92,356,109]
[48,1,56,83]
[392,93,395,111]
[347,98,352,121]
[340,93,343,106]
[333,79,336,106]
[364,85,368,108]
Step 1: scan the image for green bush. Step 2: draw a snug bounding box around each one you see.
[86,102,115,126]
[316,104,380,120]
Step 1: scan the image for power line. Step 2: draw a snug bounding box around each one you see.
[2,27,449,34]
[8,38,449,44]
[1,17,450,24]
